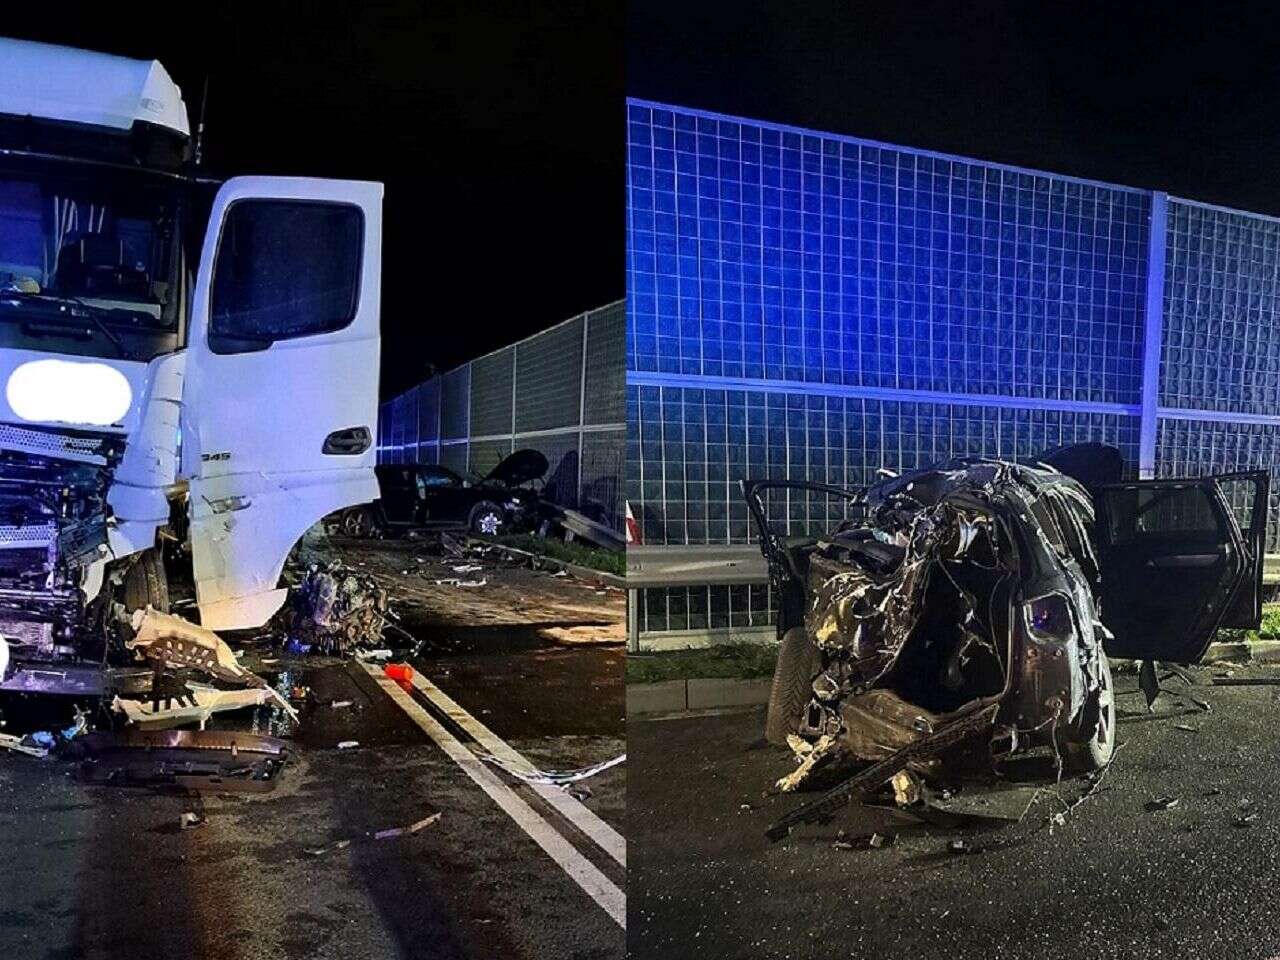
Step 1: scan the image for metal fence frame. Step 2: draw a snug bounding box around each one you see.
[628,99,1280,645]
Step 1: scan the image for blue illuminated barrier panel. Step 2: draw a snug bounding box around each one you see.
[627,99,1280,638]
[376,300,626,530]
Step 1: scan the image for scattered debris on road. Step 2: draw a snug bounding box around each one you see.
[306,812,443,857]
[481,752,626,787]
[72,729,289,792]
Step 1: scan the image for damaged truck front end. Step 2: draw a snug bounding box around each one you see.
[0,39,384,695]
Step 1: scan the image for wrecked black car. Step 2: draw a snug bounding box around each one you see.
[745,447,1268,801]
[337,449,549,538]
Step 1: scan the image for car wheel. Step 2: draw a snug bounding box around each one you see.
[342,506,376,538]
[765,627,822,746]
[469,501,505,537]
[121,548,170,614]
[1060,652,1115,775]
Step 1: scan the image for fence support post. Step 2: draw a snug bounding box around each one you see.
[578,311,590,508]
[1139,191,1169,479]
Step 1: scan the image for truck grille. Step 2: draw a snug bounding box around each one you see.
[0,423,112,464]
[0,523,56,549]
[0,547,50,579]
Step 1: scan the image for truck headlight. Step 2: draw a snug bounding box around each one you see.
[5,359,132,427]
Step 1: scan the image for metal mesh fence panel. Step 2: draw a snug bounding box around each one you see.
[468,438,514,478]
[440,442,469,476]
[584,302,626,426]
[1162,201,1280,416]
[1156,417,1280,552]
[627,101,1149,404]
[469,347,515,437]
[417,378,440,445]
[580,428,625,525]
[515,315,584,433]
[441,366,470,440]
[532,431,584,510]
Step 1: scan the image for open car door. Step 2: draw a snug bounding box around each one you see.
[1094,472,1268,663]
[182,177,382,629]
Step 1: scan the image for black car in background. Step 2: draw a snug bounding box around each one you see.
[335,449,549,538]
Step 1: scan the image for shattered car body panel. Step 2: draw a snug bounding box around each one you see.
[747,449,1267,795]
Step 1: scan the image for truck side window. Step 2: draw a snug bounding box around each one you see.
[209,199,362,352]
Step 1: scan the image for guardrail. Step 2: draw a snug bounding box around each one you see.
[626,544,769,652]
[627,544,1280,651]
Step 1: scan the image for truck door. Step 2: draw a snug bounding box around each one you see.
[183,177,382,630]
[1094,475,1266,663]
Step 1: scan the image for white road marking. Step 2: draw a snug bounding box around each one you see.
[407,670,627,868]
[358,662,626,928]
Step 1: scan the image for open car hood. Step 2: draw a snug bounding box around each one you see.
[484,448,548,487]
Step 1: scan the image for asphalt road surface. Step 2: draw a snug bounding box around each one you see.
[0,542,624,960]
[628,661,1280,960]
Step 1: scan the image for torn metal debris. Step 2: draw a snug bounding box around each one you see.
[72,729,290,792]
[480,752,626,787]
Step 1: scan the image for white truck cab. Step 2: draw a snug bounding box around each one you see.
[0,39,380,688]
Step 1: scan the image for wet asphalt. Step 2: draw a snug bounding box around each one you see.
[628,662,1280,960]
[0,547,624,960]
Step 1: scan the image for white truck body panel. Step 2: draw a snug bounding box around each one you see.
[183,176,382,629]
[0,38,190,137]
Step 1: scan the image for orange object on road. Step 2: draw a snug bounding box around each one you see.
[384,662,415,684]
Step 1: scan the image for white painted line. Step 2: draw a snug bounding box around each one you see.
[359,662,625,928]
[407,670,627,868]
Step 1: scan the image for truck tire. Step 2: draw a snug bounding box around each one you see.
[1060,653,1115,775]
[122,548,170,614]
[765,627,821,746]
[469,501,505,537]
[341,505,378,539]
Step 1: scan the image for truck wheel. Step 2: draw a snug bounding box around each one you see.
[765,627,821,746]
[1060,653,1115,775]
[342,506,377,538]
[469,501,505,537]
[121,548,170,614]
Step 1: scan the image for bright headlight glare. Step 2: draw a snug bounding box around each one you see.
[5,359,133,427]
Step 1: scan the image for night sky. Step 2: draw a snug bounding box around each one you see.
[12,1,623,398]
[629,1,1280,216]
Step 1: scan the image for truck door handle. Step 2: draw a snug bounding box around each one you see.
[322,426,372,455]
[1147,553,1220,568]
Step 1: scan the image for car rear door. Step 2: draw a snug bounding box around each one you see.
[1213,471,1270,629]
[1093,475,1264,663]
[183,176,382,630]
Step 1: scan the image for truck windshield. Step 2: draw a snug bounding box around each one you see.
[0,159,182,361]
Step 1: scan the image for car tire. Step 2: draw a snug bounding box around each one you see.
[341,506,377,539]
[765,626,822,746]
[121,548,170,614]
[469,501,505,537]
[1060,652,1115,775]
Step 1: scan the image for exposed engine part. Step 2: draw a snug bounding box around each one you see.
[279,563,392,656]
[0,445,117,648]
